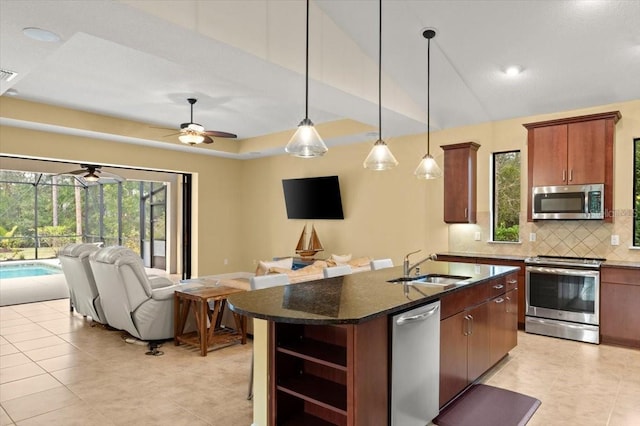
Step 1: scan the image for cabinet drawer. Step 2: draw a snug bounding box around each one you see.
[489,276,507,298]
[441,282,491,319]
[601,267,640,285]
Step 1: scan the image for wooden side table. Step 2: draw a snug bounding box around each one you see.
[174,285,247,356]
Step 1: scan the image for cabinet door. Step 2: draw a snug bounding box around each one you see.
[567,120,606,184]
[439,311,468,407]
[601,282,640,348]
[443,142,479,224]
[505,289,518,352]
[466,302,491,383]
[488,295,507,367]
[531,124,567,186]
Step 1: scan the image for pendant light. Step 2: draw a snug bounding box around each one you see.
[414,29,443,179]
[363,0,398,171]
[285,0,328,158]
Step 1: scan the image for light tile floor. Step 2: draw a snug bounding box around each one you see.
[1,299,639,425]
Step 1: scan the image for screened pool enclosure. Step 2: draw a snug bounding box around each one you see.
[0,170,167,269]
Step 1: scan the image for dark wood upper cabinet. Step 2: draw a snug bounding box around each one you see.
[524,111,621,222]
[442,142,481,223]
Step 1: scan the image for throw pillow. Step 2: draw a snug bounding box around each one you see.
[330,253,352,265]
[348,256,372,267]
[256,257,293,276]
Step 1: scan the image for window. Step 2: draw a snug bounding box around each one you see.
[634,138,640,246]
[492,150,521,242]
[0,170,166,262]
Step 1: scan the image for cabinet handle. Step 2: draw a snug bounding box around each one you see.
[463,315,470,336]
[562,170,566,182]
[468,314,474,335]
[464,208,468,218]
[494,297,505,304]
[569,169,573,182]
[505,296,511,312]
[507,280,517,284]
[493,284,504,290]
[396,305,439,325]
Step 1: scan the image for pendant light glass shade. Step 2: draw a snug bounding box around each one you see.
[364,0,397,171]
[285,0,327,158]
[415,28,442,180]
[286,117,327,158]
[364,139,398,170]
[414,153,442,179]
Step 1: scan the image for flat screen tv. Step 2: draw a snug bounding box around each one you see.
[282,176,344,220]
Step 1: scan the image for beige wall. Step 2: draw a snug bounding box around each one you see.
[0,121,244,277]
[2,98,638,275]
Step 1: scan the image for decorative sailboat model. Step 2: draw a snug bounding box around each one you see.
[295,224,324,258]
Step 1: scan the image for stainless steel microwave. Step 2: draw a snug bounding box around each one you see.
[532,184,604,220]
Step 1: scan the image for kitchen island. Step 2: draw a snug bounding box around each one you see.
[228,261,519,426]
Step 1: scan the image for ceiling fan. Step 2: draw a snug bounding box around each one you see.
[59,164,124,183]
[171,98,237,145]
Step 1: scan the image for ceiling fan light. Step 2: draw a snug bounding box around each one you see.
[414,154,443,179]
[179,132,205,145]
[84,173,99,182]
[364,139,398,170]
[285,118,328,158]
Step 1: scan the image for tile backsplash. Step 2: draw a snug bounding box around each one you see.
[448,211,640,261]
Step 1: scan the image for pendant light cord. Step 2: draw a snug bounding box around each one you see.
[378,0,382,139]
[427,34,431,155]
[305,0,310,120]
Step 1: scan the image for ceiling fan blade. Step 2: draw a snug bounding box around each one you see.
[64,169,86,175]
[202,135,214,144]
[204,130,237,138]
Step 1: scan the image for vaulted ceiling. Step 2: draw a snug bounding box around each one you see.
[1,0,639,159]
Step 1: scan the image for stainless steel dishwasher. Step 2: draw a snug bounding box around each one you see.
[391,300,440,426]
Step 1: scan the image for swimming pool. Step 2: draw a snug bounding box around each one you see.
[0,262,63,279]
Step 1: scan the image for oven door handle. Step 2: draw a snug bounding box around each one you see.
[526,266,599,278]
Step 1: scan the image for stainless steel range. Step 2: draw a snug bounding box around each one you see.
[524,255,604,344]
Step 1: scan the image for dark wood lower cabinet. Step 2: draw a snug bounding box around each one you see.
[269,316,388,426]
[600,266,640,348]
[466,302,491,383]
[439,273,518,407]
[437,255,525,329]
[439,311,469,407]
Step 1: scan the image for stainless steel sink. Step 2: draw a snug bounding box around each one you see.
[387,274,471,286]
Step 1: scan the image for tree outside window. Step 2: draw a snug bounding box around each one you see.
[492,151,521,242]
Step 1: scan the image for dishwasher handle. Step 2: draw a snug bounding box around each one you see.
[396,304,440,326]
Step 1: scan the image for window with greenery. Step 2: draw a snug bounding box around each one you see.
[0,170,165,261]
[634,138,640,246]
[492,151,521,242]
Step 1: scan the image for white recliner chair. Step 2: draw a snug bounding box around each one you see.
[89,246,184,352]
[58,243,106,324]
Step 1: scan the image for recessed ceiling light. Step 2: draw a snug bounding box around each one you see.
[504,65,523,77]
[22,27,61,43]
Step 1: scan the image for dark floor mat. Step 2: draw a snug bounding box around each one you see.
[434,384,541,426]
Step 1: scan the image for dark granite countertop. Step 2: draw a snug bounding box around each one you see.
[227,261,518,325]
[601,259,640,269]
